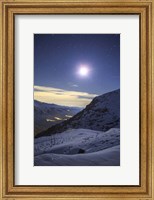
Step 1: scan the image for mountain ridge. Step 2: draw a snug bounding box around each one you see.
[35,89,120,138]
[34,100,81,136]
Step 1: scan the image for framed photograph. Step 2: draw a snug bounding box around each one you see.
[34,33,120,167]
[0,0,154,199]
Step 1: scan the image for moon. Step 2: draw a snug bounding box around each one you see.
[78,65,89,77]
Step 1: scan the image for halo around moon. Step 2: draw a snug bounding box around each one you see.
[78,65,90,77]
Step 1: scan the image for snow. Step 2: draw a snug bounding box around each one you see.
[36,89,120,138]
[34,128,120,166]
[34,89,120,166]
[35,145,120,166]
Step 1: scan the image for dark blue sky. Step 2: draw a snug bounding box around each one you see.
[34,34,120,95]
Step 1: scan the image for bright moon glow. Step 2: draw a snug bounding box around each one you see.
[78,66,89,76]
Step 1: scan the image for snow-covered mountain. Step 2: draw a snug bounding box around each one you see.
[34,100,81,136]
[34,128,120,166]
[36,89,120,138]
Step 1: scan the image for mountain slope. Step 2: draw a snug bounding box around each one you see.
[34,100,81,136]
[34,128,120,166]
[36,89,120,138]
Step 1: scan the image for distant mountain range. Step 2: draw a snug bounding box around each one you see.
[34,100,81,136]
[35,89,120,138]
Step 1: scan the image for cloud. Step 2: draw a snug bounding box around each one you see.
[71,84,78,88]
[34,85,97,108]
[67,82,79,88]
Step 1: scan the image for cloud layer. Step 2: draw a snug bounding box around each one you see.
[34,85,97,108]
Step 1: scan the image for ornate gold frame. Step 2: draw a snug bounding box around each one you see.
[0,0,154,199]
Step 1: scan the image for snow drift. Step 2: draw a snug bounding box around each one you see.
[34,128,120,166]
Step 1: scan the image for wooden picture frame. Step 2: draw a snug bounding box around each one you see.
[0,0,154,199]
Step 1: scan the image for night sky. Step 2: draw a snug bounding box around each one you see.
[34,34,120,107]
